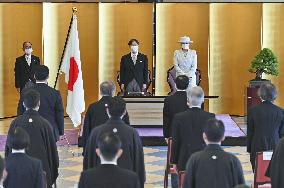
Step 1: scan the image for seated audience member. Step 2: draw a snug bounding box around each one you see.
[79,132,140,188]
[0,156,5,188]
[83,97,145,187]
[4,127,44,188]
[82,81,130,149]
[17,65,64,141]
[247,83,284,170]
[163,75,189,139]
[183,119,245,188]
[171,86,215,174]
[266,137,284,188]
[5,89,59,188]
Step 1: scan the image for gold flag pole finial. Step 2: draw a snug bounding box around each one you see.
[72,7,78,14]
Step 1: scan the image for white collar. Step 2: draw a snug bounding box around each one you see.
[190,105,201,108]
[131,52,138,57]
[25,54,31,58]
[100,157,117,165]
[12,149,25,154]
[177,89,186,92]
[36,81,47,84]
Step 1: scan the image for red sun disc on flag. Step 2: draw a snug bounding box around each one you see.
[68,57,79,91]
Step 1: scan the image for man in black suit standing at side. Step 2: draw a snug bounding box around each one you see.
[79,132,140,188]
[120,39,148,94]
[17,65,64,141]
[171,86,215,187]
[247,83,284,170]
[14,41,40,92]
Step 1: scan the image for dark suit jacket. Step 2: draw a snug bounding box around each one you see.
[4,153,44,188]
[247,101,284,169]
[17,83,64,141]
[14,55,40,90]
[163,91,188,138]
[5,110,59,188]
[82,96,130,148]
[120,53,148,89]
[83,117,145,187]
[183,144,245,188]
[172,107,215,170]
[79,164,140,188]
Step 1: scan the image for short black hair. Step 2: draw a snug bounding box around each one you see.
[108,97,126,117]
[175,75,189,90]
[204,119,225,142]
[259,82,277,101]
[23,89,40,109]
[8,127,30,150]
[98,132,122,161]
[0,155,4,181]
[128,39,139,46]
[22,41,32,49]
[35,65,49,81]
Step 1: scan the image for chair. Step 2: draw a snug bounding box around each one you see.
[167,66,201,95]
[254,152,272,188]
[178,171,186,188]
[164,137,178,188]
[116,70,152,96]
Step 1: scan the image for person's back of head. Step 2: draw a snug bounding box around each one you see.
[100,81,116,97]
[34,65,49,82]
[107,96,126,118]
[175,75,189,90]
[203,119,225,144]
[259,82,277,102]
[8,127,30,151]
[187,86,204,107]
[96,132,122,162]
[23,89,40,110]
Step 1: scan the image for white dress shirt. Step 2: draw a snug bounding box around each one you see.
[131,52,138,65]
[25,54,32,66]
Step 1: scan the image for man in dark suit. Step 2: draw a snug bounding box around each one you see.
[4,127,44,188]
[79,132,140,188]
[5,90,59,188]
[171,86,215,187]
[14,41,40,92]
[82,81,130,149]
[120,39,148,94]
[183,119,245,188]
[247,83,284,170]
[17,65,64,141]
[163,75,189,139]
[83,97,145,187]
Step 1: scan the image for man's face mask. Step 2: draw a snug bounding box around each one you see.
[24,48,33,55]
[131,45,139,54]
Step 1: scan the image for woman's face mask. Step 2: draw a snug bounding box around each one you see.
[181,43,190,50]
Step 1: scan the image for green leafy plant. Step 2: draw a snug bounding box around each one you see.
[249,48,279,80]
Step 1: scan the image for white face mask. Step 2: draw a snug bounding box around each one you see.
[131,45,139,54]
[181,43,190,50]
[25,48,33,55]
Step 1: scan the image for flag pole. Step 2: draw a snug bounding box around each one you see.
[53,7,78,89]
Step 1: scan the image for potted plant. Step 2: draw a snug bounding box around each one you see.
[249,48,279,80]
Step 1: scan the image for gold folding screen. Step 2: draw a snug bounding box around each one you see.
[98,3,153,94]
[262,4,284,108]
[1,3,284,118]
[155,3,210,101]
[209,3,262,115]
[0,4,43,117]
